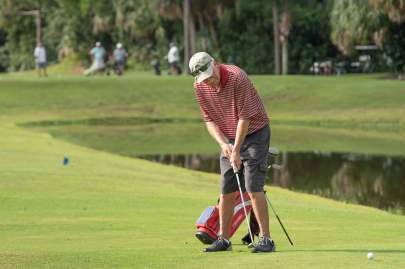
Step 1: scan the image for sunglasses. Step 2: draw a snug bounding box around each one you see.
[191,61,212,77]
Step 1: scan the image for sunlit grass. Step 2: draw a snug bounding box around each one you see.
[1,72,405,268]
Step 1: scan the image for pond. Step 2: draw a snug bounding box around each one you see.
[139,151,405,214]
[26,119,405,214]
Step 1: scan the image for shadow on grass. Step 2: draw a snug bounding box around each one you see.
[231,243,404,253]
[276,249,405,253]
[18,116,201,127]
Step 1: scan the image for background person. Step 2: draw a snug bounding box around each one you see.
[167,42,181,75]
[150,55,161,76]
[34,42,47,77]
[189,51,275,253]
[84,42,106,76]
[113,43,128,75]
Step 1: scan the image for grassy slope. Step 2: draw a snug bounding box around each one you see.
[1,72,404,156]
[31,122,405,157]
[1,72,405,127]
[1,124,405,269]
[1,72,405,268]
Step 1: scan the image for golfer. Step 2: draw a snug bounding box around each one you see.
[189,52,275,253]
[34,42,47,77]
[84,42,106,76]
[113,43,128,75]
[167,42,182,75]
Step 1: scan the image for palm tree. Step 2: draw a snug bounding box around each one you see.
[154,0,234,68]
[272,1,281,75]
[331,0,404,55]
[330,0,371,55]
[279,0,291,75]
[272,0,291,75]
[369,0,405,23]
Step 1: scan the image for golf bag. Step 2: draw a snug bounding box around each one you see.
[195,192,260,244]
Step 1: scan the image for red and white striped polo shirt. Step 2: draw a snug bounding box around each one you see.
[194,64,269,139]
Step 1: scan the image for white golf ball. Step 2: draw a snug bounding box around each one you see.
[367,252,374,260]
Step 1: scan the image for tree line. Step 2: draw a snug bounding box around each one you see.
[0,0,404,76]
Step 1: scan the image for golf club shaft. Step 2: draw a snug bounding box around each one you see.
[234,170,254,244]
[264,192,294,246]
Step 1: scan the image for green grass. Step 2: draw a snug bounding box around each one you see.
[0,72,405,268]
[1,72,405,128]
[1,72,405,156]
[1,120,405,269]
[20,122,405,157]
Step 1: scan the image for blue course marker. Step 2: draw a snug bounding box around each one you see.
[63,157,69,166]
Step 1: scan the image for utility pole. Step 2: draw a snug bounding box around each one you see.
[20,10,41,44]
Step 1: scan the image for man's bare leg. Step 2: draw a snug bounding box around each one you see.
[203,192,234,252]
[219,192,235,239]
[249,192,270,237]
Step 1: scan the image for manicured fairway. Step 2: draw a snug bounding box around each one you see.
[0,72,404,268]
[1,122,405,269]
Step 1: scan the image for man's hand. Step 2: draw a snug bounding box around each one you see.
[230,149,241,172]
[220,143,233,159]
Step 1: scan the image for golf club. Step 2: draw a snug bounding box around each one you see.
[268,163,282,170]
[233,167,254,247]
[266,146,294,245]
[268,147,282,169]
[264,190,294,246]
[268,147,280,156]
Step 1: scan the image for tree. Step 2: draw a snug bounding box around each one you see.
[154,0,235,70]
[272,1,281,74]
[0,0,61,70]
[279,0,292,75]
[0,0,164,70]
[369,0,405,23]
[289,1,338,74]
[330,0,405,75]
[218,0,274,73]
[0,28,8,72]
[330,0,375,55]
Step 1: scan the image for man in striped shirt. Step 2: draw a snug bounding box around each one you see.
[189,52,275,253]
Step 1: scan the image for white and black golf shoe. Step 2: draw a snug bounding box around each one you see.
[203,237,232,252]
[251,236,276,253]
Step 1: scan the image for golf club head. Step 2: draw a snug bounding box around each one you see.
[268,163,282,170]
[268,147,280,156]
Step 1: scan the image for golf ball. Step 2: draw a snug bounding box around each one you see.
[367,252,374,260]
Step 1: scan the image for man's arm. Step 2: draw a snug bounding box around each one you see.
[205,121,232,159]
[230,119,250,171]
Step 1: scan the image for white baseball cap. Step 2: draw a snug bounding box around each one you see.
[117,43,122,49]
[189,52,214,83]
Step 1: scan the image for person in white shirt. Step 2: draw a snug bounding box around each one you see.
[113,43,128,76]
[34,42,47,77]
[167,42,182,75]
[84,41,107,76]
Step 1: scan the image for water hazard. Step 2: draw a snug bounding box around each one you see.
[139,151,405,214]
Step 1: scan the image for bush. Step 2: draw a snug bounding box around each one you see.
[383,22,405,75]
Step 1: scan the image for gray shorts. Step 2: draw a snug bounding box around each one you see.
[36,62,47,68]
[220,125,270,194]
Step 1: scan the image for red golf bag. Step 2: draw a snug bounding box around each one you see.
[195,192,259,244]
